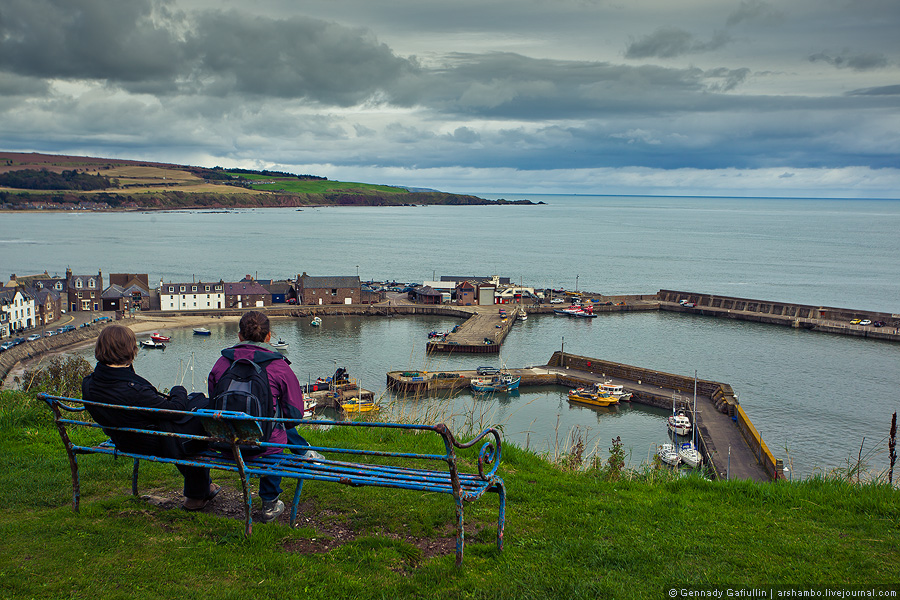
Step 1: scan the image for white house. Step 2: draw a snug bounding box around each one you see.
[159,281,225,311]
[0,289,36,335]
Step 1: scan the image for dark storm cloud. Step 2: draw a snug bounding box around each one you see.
[0,0,416,104]
[809,52,890,72]
[624,28,731,59]
[182,11,416,104]
[0,0,185,82]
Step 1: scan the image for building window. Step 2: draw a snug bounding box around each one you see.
[89,278,95,288]
[180,286,185,292]
[192,286,197,292]
[75,279,82,288]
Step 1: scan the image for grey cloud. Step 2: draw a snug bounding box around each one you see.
[0,0,185,82]
[625,28,731,59]
[846,84,900,96]
[809,52,889,71]
[0,0,416,104]
[725,0,783,27]
[183,11,416,104]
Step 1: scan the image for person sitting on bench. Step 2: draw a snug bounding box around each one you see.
[82,324,219,511]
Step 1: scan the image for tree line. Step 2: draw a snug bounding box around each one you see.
[0,169,114,191]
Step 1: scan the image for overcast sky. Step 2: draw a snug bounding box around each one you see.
[1,0,898,197]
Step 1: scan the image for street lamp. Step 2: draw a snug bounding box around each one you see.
[575,274,579,292]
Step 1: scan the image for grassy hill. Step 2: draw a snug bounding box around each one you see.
[1,389,897,599]
[0,152,530,209]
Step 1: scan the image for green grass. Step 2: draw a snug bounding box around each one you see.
[226,173,407,195]
[2,390,898,599]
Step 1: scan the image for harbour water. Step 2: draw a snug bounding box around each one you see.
[5,195,900,477]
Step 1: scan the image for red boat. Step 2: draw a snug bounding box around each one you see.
[150,333,171,343]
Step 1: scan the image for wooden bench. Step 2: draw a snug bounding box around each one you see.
[39,393,505,566]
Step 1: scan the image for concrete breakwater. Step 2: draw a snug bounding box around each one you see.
[658,289,900,340]
[387,351,776,482]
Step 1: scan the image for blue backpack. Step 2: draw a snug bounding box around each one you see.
[211,349,283,455]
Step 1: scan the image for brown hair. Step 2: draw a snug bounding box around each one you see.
[239,311,270,343]
[94,324,138,366]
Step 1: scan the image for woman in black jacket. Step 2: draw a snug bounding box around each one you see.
[82,325,219,510]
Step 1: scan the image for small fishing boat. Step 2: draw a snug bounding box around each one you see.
[657,443,681,466]
[271,339,289,349]
[598,381,632,402]
[470,372,521,393]
[193,327,211,336]
[140,339,165,349]
[341,398,380,413]
[567,387,619,407]
[310,316,322,327]
[518,310,527,321]
[150,332,170,342]
[667,410,692,436]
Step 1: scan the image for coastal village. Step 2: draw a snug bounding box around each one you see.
[0,269,560,342]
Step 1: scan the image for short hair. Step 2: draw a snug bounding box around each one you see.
[94,325,138,366]
[239,311,270,343]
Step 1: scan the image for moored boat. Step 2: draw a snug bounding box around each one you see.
[272,339,289,349]
[140,339,166,349]
[657,443,681,466]
[150,332,170,342]
[567,387,619,407]
[470,372,520,393]
[667,410,692,436]
[193,327,211,336]
[678,441,703,468]
[310,316,322,327]
[341,398,380,413]
[598,381,632,402]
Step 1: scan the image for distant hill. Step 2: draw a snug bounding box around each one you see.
[0,152,537,209]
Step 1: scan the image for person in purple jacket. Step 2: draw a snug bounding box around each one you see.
[207,311,309,523]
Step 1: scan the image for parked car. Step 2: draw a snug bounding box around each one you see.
[13,337,25,346]
[550,298,564,304]
[44,331,55,337]
[477,366,500,375]
[859,319,872,326]
[850,319,862,325]
[26,334,41,341]
[873,321,885,327]
[0,341,14,351]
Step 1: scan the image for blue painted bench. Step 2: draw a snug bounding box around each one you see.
[39,393,505,566]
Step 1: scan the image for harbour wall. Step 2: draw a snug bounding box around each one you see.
[546,351,781,481]
[658,290,900,340]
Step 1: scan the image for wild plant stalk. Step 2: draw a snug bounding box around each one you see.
[889,412,897,485]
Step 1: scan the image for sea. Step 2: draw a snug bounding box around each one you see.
[3,195,899,478]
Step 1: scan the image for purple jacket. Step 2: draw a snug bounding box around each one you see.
[207,342,304,455]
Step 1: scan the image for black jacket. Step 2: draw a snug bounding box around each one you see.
[82,364,206,458]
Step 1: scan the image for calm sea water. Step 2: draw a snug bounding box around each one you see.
[5,195,900,477]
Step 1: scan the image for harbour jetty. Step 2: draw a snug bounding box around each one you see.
[387,351,775,482]
[425,306,521,353]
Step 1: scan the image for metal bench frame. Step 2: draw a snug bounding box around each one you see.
[39,393,505,566]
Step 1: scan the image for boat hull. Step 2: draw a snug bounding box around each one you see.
[567,390,619,407]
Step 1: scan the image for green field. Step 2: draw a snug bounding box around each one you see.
[2,389,897,599]
[228,173,408,195]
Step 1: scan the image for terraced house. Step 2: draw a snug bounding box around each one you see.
[0,288,35,337]
[66,268,103,312]
[159,281,225,311]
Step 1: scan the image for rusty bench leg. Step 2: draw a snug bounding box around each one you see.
[289,479,305,527]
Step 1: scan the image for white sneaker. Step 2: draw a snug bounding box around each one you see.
[260,499,284,523]
[305,450,325,461]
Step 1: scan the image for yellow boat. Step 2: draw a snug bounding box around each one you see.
[567,388,619,407]
[342,398,380,413]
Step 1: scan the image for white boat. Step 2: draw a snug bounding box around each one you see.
[310,316,322,327]
[518,310,527,321]
[272,339,289,349]
[657,443,681,466]
[667,410,692,436]
[140,339,165,349]
[678,372,703,467]
[193,327,211,336]
[678,441,702,468]
[598,381,632,402]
